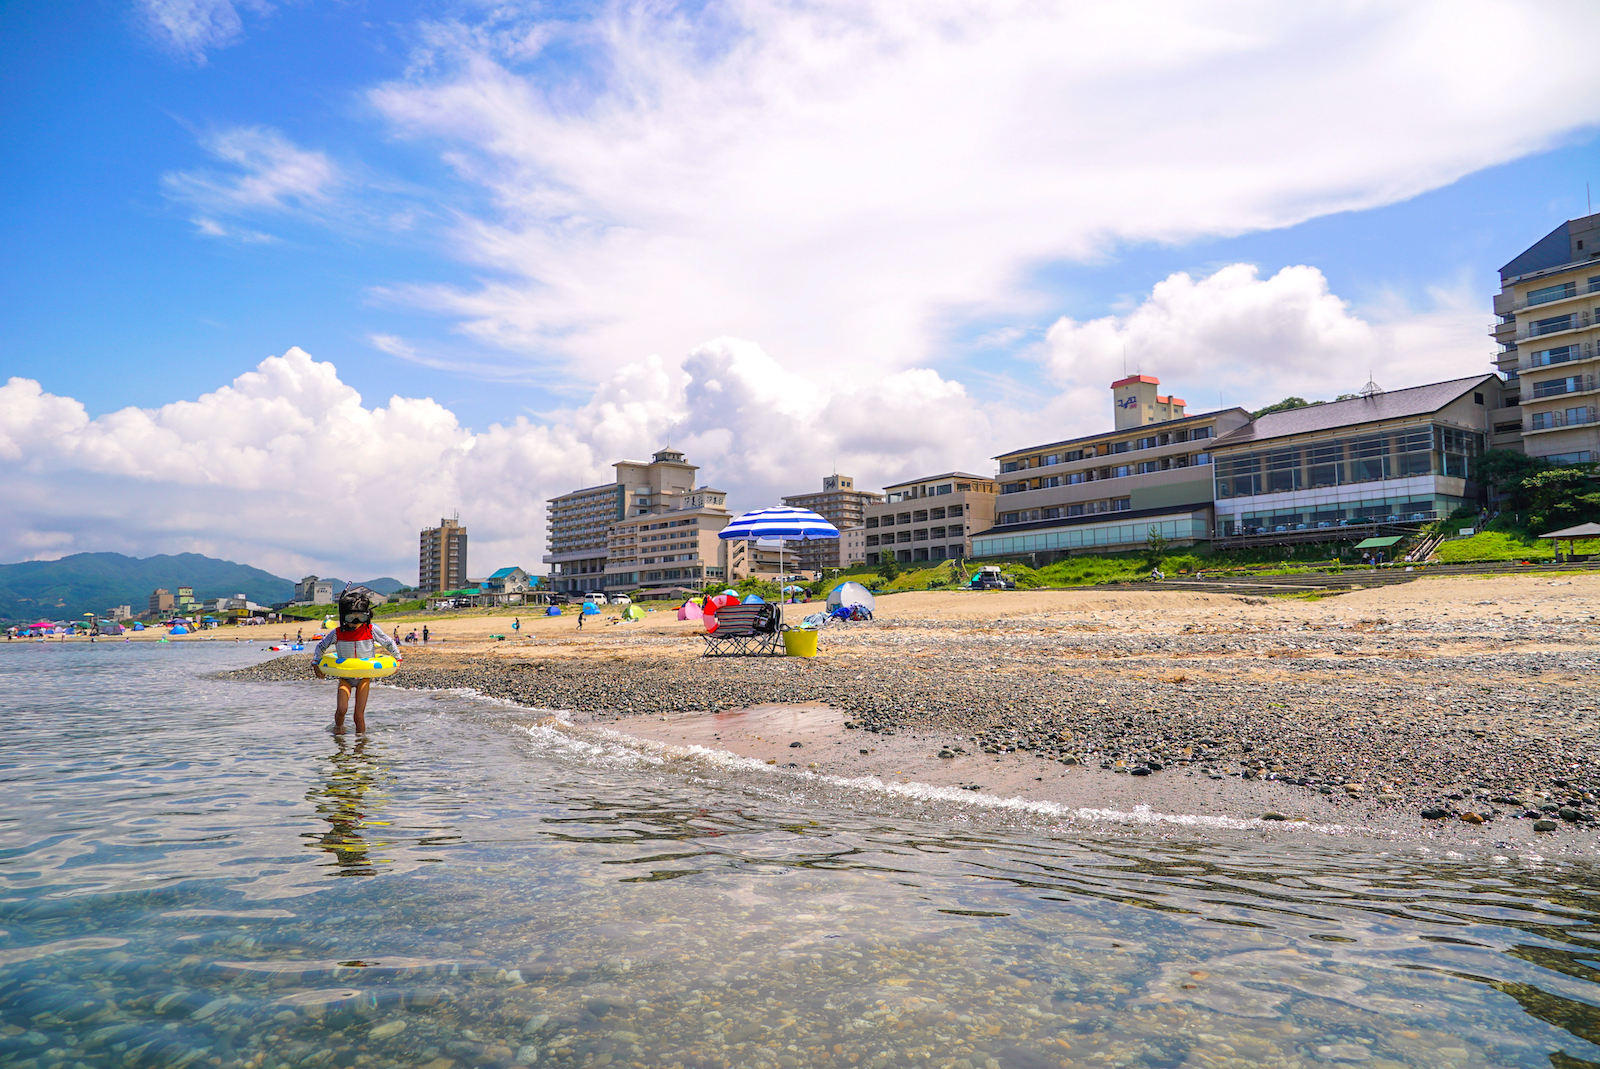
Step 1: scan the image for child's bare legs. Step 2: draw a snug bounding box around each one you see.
[334,679,370,733]
[334,679,354,733]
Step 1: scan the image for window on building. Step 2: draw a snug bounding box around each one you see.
[955,483,972,491]
[1000,460,1020,473]
[930,526,946,538]
[1527,281,1577,306]
[1530,313,1576,337]
[1135,436,1157,450]
[897,531,912,543]
[913,510,928,522]
[947,504,964,517]
[1112,441,1130,453]
[913,529,928,541]
[1192,426,1213,440]
[897,513,911,524]
[929,507,946,520]
[1112,498,1131,511]
[936,483,952,494]
[1136,461,1159,474]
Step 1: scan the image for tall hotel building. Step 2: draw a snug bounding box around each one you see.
[781,474,884,573]
[418,515,468,594]
[545,449,718,597]
[1492,211,1600,463]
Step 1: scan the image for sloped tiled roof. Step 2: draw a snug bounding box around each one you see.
[487,566,523,579]
[1213,376,1494,448]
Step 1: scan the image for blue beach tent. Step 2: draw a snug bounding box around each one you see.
[581,602,601,615]
[545,605,562,616]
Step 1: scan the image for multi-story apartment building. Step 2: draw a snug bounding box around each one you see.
[603,487,733,595]
[176,586,197,612]
[545,449,704,597]
[971,377,1249,560]
[841,526,868,566]
[863,473,998,564]
[147,588,174,616]
[1211,377,1499,538]
[1492,211,1600,462]
[419,515,468,594]
[781,474,884,573]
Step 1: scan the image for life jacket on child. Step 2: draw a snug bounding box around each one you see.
[334,588,375,661]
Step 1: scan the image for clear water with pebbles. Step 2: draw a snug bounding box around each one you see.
[2,644,1598,1069]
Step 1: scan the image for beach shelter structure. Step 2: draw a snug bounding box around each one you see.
[132,622,145,631]
[677,600,704,621]
[827,582,875,612]
[742,594,765,604]
[581,602,601,615]
[718,507,840,584]
[623,604,646,621]
[1538,521,1600,558]
[545,605,562,616]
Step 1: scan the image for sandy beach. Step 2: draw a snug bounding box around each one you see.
[213,573,1600,851]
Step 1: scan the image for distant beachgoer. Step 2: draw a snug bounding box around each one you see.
[297,628,304,644]
[422,625,430,644]
[513,617,521,633]
[311,587,400,734]
[577,610,585,630]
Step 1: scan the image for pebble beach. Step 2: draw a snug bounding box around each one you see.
[223,573,1600,849]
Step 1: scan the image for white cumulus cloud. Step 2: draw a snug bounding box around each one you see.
[0,345,1008,580]
[1042,264,1492,415]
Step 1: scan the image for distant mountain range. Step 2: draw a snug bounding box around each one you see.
[0,552,406,621]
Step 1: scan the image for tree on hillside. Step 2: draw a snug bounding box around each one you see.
[1145,525,1169,560]
[1473,449,1551,506]
[875,550,900,584]
[1521,467,1600,532]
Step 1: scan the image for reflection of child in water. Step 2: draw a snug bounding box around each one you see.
[310,734,385,875]
[311,587,400,733]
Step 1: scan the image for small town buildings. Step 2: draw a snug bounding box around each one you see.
[176,586,198,612]
[107,605,132,621]
[971,377,1249,560]
[1209,376,1501,541]
[781,474,884,572]
[148,588,174,616]
[1492,211,1600,463]
[864,473,998,564]
[419,515,469,594]
[483,566,538,605]
[293,576,336,605]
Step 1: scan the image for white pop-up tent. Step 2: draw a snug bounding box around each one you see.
[826,581,875,612]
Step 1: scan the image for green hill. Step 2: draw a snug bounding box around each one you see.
[0,552,296,621]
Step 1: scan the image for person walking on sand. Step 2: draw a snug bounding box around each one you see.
[577,608,585,630]
[311,587,401,734]
[513,616,520,634]
[422,625,430,644]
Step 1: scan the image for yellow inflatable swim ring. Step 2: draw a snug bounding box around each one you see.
[317,652,399,679]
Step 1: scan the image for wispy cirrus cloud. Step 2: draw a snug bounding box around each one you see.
[359,0,1600,388]
[164,126,340,219]
[137,0,271,63]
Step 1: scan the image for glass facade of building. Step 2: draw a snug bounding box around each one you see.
[972,514,1209,557]
[1210,422,1483,536]
[1214,424,1482,499]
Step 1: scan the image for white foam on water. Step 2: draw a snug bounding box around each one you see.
[538,718,1359,838]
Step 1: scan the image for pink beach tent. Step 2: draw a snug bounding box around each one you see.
[677,600,704,621]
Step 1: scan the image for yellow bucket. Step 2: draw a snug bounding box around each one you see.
[782,628,819,658]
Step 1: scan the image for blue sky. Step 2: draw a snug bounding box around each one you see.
[2,0,1598,579]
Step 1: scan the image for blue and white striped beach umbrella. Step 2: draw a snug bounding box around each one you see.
[718,507,841,542]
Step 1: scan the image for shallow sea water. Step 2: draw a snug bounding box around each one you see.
[2,643,1598,1069]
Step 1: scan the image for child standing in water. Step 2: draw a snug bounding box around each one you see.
[311,587,401,733]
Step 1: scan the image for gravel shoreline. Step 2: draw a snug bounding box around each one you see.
[222,583,1600,838]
